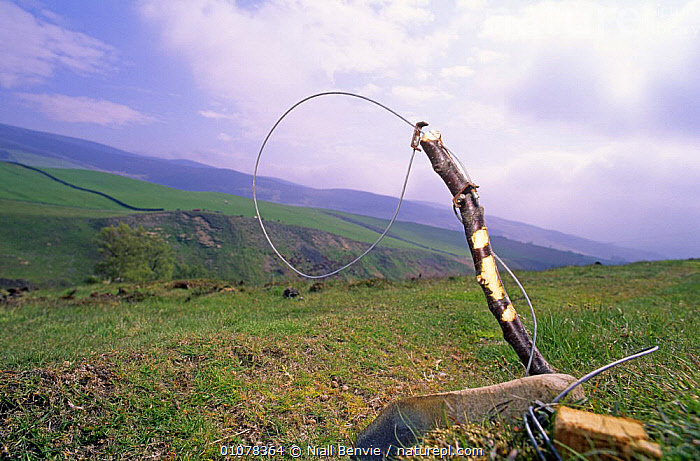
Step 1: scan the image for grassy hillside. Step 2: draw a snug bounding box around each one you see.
[0,210,100,285]
[0,162,445,251]
[0,260,697,459]
[0,204,470,287]
[0,163,604,286]
[0,163,126,211]
[0,163,473,285]
[328,211,606,270]
[0,122,662,262]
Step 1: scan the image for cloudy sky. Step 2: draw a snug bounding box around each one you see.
[0,0,698,258]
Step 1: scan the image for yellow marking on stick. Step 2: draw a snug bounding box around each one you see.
[471,228,489,249]
[501,304,517,322]
[476,255,506,300]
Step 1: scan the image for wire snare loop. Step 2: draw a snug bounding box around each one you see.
[254,92,540,377]
[253,92,421,279]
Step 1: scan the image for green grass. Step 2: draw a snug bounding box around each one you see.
[0,211,103,286]
[0,163,600,280]
[0,164,126,212]
[0,198,131,218]
[0,260,697,459]
[0,163,405,245]
[0,163,447,259]
[0,163,472,286]
[0,203,470,287]
[0,163,605,288]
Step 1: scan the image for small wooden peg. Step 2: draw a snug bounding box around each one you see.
[554,406,662,459]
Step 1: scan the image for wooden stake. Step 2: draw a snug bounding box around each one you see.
[420,130,554,375]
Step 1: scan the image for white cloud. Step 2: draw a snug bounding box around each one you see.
[391,85,453,105]
[354,83,382,97]
[0,1,114,88]
[448,101,507,131]
[473,1,700,137]
[439,65,475,78]
[198,110,238,120]
[482,1,633,42]
[457,0,488,10]
[482,138,700,248]
[480,0,700,54]
[474,49,505,64]
[17,93,155,126]
[138,0,457,117]
[217,132,233,141]
[380,0,434,25]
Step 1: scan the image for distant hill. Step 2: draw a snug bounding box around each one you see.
[0,122,662,263]
[0,202,472,287]
[0,163,607,286]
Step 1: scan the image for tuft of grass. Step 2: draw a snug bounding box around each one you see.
[397,422,535,460]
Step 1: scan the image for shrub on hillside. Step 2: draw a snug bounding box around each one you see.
[95,223,174,282]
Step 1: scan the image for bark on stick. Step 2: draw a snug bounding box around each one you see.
[420,130,554,375]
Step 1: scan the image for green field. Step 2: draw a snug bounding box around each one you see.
[0,163,603,287]
[0,162,466,286]
[0,260,697,459]
[0,162,424,247]
[4,161,694,459]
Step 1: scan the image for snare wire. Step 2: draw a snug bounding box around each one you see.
[254,91,539,377]
[253,92,420,279]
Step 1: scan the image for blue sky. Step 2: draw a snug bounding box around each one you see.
[0,0,698,258]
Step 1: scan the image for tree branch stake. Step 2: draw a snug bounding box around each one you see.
[419,129,554,375]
